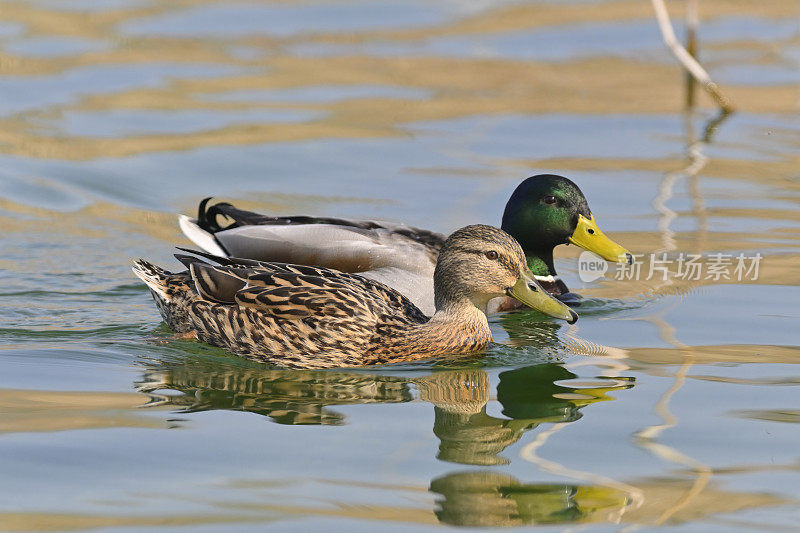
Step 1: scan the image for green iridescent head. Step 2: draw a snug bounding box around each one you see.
[501,175,631,277]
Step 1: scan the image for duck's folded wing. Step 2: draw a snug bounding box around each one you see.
[234,286,373,320]
[186,257,427,323]
[179,203,444,272]
[181,217,438,276]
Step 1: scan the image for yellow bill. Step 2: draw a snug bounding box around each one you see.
[569,214,632,264]
[507,271,578,324]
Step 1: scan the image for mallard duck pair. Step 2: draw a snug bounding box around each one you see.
[135,174,630,369]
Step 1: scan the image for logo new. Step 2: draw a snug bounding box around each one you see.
[577,251,607,283]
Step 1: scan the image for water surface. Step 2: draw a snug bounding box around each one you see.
[1,0,798,530]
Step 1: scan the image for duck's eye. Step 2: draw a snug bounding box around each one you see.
[485,250,499,260]
[543,195,557,205]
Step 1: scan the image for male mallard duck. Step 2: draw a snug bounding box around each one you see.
[133,225,577,369]
[179,174,631,316]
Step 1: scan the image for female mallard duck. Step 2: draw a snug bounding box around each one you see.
[179,174,631,316]
[133,225,577,369]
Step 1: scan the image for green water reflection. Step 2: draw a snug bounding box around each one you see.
[430,472,630,527]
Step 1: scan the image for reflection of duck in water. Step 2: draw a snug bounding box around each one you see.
[138,360,632,464]
[137,361,413,426]
[425,364,633,466]
[429,471,631,527]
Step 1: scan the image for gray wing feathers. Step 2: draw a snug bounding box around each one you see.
[212,224,437,274]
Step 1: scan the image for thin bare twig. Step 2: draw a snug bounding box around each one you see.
[684,0,698,107]
[651,0,734,112]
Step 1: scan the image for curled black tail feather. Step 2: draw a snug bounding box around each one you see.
[197,197,238,233]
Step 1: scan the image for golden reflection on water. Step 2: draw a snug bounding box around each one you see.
[0,512,267,532]
[0,388,165,434]
[0,474,788,531]
[0,0,797,160]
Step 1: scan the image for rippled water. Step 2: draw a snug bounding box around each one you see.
[1,1,799,530]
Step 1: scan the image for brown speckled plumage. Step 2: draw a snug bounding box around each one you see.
[134,225,550,369]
